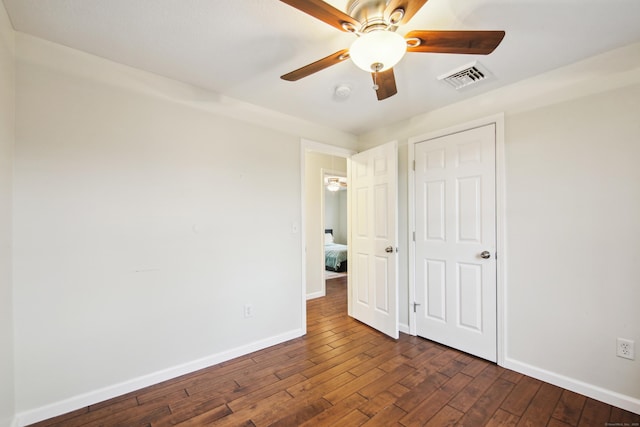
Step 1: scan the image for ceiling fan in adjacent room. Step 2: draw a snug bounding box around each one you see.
[279,0,505,100]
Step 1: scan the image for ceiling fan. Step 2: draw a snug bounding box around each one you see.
[279,0,505,100]
[325,176,347,191]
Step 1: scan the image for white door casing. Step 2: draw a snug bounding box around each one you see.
[350,141,399,339]
[414,124,497,361]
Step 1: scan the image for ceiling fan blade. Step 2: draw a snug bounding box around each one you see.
[373,68,398,101]
[405,30,506,55]
[385,0,429,25]
[281,49,350,81]
[279,0,360,32]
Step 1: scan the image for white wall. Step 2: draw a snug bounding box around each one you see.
[11,33,355,424]
[358,42,640,412]
[505,84,640,402]
[0,2,15,427]
[304,152,346,298]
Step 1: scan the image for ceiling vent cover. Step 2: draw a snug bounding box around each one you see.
[438,61,492,90]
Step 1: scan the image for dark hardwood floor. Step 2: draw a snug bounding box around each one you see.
[31,277,639,426]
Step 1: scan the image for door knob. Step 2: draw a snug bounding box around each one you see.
[385,246,394,253]
[480,251,491,259]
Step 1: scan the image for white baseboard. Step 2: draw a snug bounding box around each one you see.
[306,291,325,300]
[503,357,640,415]
[399,322,410,335]
[15,329,304,427]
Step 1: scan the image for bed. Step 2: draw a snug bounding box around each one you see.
[324,229,348,272]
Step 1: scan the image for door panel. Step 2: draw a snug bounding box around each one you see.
[415,124,497,361]
[350,141,398,339]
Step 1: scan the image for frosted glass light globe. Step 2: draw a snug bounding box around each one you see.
[349,31,407,72]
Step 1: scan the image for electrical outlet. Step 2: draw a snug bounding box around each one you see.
[244,304,254,319]
[616,338,635,360]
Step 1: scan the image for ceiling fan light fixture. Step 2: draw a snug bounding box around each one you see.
[349,30,407,72]
[327,181,341,192]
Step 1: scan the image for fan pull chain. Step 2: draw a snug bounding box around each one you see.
[371,62,383,92]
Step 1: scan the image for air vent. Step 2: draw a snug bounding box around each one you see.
[438,61,492,90]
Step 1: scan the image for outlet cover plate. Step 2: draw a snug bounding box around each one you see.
[616,338,635,360]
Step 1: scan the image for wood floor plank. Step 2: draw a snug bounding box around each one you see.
[358,390,404,418]
[551,389,587,426]
[547,418,574,427]
[299,393,368,426]
[82,404,171,427]
[399,372,474,426]
[578,398,612,427]
[500,375,543,416]
[486,408,521,427]
[457,377,516,426]
[516,382,563,426]
[394,369,449,413]
[287,370,356,400]
[155,402,231,427]
[27,277,639,427]
[266,398,333,427]
[424,404,464,426]
[206,390,292,427]
[361,403,408,426]
[226,373,307,412]
[322,368,387,405]
[448,364,504,413]
[301,348,372,379]
[357,364,415,399]
[610,406,640,424]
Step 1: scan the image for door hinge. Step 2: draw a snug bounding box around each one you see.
[412,231,415,242]
[413,302,421,313]
[413,160,416,171]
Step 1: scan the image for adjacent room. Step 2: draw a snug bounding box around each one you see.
[1,1,639,426]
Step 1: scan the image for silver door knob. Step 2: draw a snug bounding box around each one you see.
[385,246,394,253]
[480,251,491,259]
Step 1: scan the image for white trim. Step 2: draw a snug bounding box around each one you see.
[399,322,410,335]
[15,329,303,427]
[306,290,325,300]
[503,357,640,415]
[407,114,506,364]
[407,143,416,336]
[302,139,355,158]
[346,159,353,318]
[494,114,507,366]
[299,142,307,333]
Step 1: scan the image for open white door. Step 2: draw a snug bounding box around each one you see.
[349,141,399,339]
[414,124,497,361]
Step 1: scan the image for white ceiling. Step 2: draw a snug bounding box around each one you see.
[4,0,640,135]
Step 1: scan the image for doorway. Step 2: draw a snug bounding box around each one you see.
[302,141,354,303]
[322,170,348,283]
[300,139,400,340]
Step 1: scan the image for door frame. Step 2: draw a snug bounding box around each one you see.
[300,139,356,334]
[407,114,507,365]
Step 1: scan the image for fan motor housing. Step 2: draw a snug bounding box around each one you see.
[347,0,389,31]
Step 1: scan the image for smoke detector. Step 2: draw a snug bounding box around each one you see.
[334,84,352,101]
[438,61,492,90]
